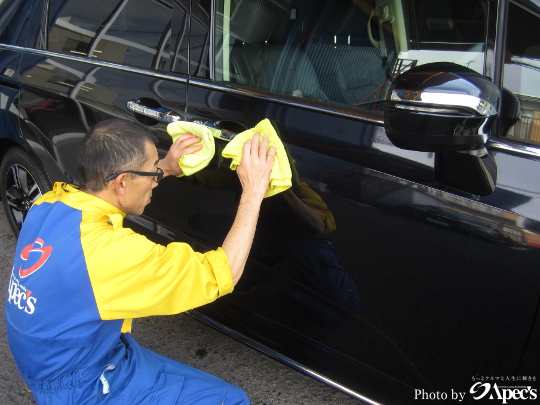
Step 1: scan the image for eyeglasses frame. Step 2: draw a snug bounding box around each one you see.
[103,167,164,184]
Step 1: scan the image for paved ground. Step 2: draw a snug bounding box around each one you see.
[0,207,361,404]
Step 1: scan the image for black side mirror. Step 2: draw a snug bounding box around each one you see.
[384,62,500,152]
[435,148,497,196]
[384,62,503,196]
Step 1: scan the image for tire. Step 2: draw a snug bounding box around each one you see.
[0,147,52,237]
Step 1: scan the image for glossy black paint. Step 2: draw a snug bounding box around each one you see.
[435,150,497,196]
[184,79,540,404]
[0,1,539,404]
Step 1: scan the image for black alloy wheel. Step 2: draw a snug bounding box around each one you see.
[0,148,51,236]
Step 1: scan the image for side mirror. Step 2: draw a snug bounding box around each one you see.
[384,62,500,152]
[435,148,497,196]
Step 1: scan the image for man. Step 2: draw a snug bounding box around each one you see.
[5,119,275,404]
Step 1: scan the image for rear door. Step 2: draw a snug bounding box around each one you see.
[18,0,196,241]
[185,0,540,403]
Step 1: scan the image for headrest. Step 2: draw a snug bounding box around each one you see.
[230,0,290,45]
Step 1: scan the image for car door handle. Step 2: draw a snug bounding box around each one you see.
[127,100,181,123]
[192,120,238,141]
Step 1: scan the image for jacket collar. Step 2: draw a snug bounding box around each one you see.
[41,183,126,228]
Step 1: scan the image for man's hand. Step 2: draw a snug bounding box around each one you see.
[236,133,276,200]
[158,133,202,177]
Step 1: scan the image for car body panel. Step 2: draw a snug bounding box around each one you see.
[184,77,540,404]
[0,0,539,404]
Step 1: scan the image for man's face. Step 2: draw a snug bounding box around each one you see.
[122,142,160,216]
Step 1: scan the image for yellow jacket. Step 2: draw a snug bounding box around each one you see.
[29,183,234,332]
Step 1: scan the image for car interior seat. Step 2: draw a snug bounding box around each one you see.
[227,0,328,102]
[300,1,391,108]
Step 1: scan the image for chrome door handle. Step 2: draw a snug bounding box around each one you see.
[192,120,237,141]
[127,100,181,123]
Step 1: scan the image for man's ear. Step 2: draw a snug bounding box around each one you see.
[113,173,129,196]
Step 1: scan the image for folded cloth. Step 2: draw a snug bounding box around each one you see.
[221,118,292,198]
[166,122,220,176]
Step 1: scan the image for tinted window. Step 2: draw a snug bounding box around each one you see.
[0,0,38,47]
[189,0,211,77]
[214,0,487,116]
[406,0,487,51]
[0,0,24,44]
[170,1,190,75]
[502,2,540,145]
[48,0,172,70]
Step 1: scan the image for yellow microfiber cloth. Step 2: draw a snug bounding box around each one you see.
[221,118,292,198]
[166,121,220,177]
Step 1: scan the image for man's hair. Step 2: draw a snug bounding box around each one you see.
[78,119,158,192]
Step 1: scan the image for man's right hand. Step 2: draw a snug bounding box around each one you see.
[236,133,276,200]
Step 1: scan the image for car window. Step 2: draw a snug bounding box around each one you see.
[502,1,540,145]
[404,0,487,71]
[48,0,173,71]
[188,0,212,77]
[0,0,23,44]
[213,0,487,116]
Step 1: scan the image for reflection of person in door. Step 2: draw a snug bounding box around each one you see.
[189,134,362,325]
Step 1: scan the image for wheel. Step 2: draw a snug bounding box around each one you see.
[0,147,52,237]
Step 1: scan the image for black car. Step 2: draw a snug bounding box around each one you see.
[1,0,539,404]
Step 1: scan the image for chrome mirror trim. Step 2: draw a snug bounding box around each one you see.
[391,90,498,116]
[395,104,465,115]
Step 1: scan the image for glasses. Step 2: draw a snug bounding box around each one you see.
[103,167,164,183]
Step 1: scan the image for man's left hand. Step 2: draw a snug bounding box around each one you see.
[158,133,202,177]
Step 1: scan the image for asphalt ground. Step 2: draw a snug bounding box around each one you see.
[0,207,361,405]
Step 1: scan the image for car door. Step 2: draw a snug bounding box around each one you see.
[183,0,540,403]
[17,0,197,242]
[495,0,540,385]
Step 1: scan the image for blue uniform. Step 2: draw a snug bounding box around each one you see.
[5,183,249,404]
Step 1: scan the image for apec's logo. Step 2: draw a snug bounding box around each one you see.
[471,382,537,404]
[18,238,53,278]
[8,272,38,314]
[415,380,537,403]
[7,238,50,315]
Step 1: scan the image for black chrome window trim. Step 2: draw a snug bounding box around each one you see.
[0,44,188,83]
[188,78,384,125]
[3,44,539,159]
[488,138,540,157]
[188,78,540,158]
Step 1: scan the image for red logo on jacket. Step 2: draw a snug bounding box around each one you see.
[18,238,53,278]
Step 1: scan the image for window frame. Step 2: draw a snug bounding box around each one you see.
[494,0,540,149]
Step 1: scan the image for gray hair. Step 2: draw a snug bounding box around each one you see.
[78,119,158,192]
